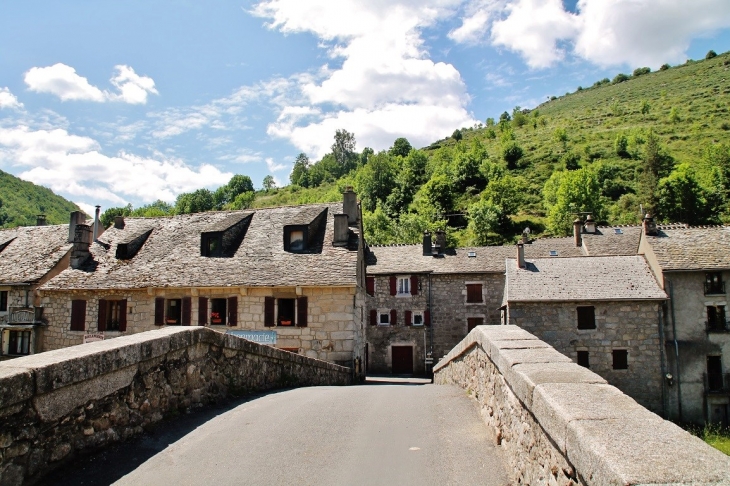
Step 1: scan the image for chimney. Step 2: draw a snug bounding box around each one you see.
[333,214,349,246]
[114,216,125,229]
[521,227,530,244]
[584,214,596,234]
[93,205,101,242]
[422,231,432,256]
[643,213,658,236]
[435,230,446,254]
[68,211,86,243]
[70,223,92,269]
[573,218,583,247]
[343,187,358,225]
[36,214,46,226]
[517,243,526,268]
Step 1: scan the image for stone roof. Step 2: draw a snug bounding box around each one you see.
[503,256,667,303]
[581,226,642,256]
[41,203,360,290]
[0,224,72,285]
[643,226,730,271]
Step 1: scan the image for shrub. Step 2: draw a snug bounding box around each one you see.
[612,73,630,84]
[706,50,718,60]
[615,134,630,158]
[452,129,463,141]
[502,143,524,169]
[633,67,651,76]
[669,107,681,124]
[659,63,670,71]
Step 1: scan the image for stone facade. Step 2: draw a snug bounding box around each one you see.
[506,300,664,414]
[0,327,352,485]
[434,326,730,486]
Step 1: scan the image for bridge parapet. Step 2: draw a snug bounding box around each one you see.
[434,325,730,485]
[0,327,351,485]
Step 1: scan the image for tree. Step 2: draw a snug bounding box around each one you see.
[229,191,255,210]
[615,134,630,158]
[228,174,254,196]
[355,151,397,212]
[332,129,357,175]
[451,129,462,141]
[706,50,718,60]
[657,164,716,225]
[290,153,310,187]
[659,63,670,71]
[482,174,527,216]
[502,143,524,169]
[669,107,681,123]
[360,147,374,166]
[453,151,486,193]
[101,204,133,228]
[499,111,511,123]
[175,189,214,214]
[263,175,276,192]
[467,198,503,245]
[543,168,605,235]
[553,127,568,151]
[132,200,172,218]
[421,174,454,215]
[640,99,650,115]
[389,138,412,158]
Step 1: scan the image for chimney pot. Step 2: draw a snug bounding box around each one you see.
[36,214,46,226]
[517,243,526,268]
[584,214,596,234]
[68,211,86,243]
[93,205,101,242]
[70,223,92,269]
[342,187,358,224]
[422,231,432,256]
[114,216,125,229]
[643,213,658,236]
[333,214,349,246]
[573,218,583,247]
[435,230,446,254]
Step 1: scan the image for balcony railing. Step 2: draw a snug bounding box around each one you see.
[705,281,726,295]
[0,307,45,326]
[706,320,730,333]
[705,372,730,393]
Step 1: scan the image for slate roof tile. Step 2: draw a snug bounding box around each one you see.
[0,224,72,285]
[644,226,730,271]
[581,226,642,256]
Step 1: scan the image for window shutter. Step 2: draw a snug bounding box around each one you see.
[228,296,238,327]
[405,310,412,326]
[389,276,397,296]
[370,309,377,326]
[264,296,275,327]
[119,300,127,332]
[97,299,107,332]
[297,296,308,327]
[366,277,375,296]
[410,276,418,295]
[182,297,192,326]
[154,297,164,326]
[198,297,208,326]
[390,309,397,326]
[424,309,430,327]
[70,299,86,331]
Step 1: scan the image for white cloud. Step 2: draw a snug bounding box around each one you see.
[265,157,288,172]
[24,63,158,104]
[0,88,23,110]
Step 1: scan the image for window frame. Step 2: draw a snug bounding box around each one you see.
[165,298,183,325]
[706,305,727,332]
[0,290,7,312]
[465,283,484,304]
[705,272,725,295]
[277,298,296,326]
[284,226,309,253]
[202,234,223,257]
[379,311,390,326]
[577,306,596,330]
[7,330,31,356]
[210,298,227,325]
[104,299,125,331]
[412,311,424,327]
[396,276,410,296]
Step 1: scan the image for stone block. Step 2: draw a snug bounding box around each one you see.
[493,347,572,377]
[0,367,34,410]
[506,362,606,408]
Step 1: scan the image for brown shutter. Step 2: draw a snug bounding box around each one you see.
[228,296,238,327]
[390,309,397,326]
[297,296,308,327]
[366,277,375,296]
[370,309,377,326]
[405,310,412,326]
[154,297,164,326]
[119,300,127,332]
[182,297,192,326]
[70,299,86,331]
[97,299,107,332]
[264,296,275,327]
[410,276,418,295]
[424,310,430,327]
[198,297,208,326]
[389,276,397,296]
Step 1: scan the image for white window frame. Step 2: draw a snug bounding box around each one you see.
[396,276,411,296]
[378,310,391,326]
[412,311,424,327]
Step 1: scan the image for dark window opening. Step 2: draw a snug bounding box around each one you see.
[379,313,390,325]
[707,305,727,332]
[466,284,483,303]
[0,291,7,312]
[211,298,227,325]
[467,317,483,332]
[612,350,628,370]
[289,230,305,251]
[105,300,124,331]
[166,299,182,325]
[577,351,590,368]
[8,330,31,355]
[413,312,424,326]
[577,306,596,330]
[203,235,222,257]
[278,298,295,326]
[705,272,725,295]
[707,356,724,392]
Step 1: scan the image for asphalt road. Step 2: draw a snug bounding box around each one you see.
[46,380,508,486]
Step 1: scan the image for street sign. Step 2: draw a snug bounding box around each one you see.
[83,332,104,343]
[228,330,277,346]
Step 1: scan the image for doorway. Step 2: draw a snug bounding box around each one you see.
[391,346,414,375]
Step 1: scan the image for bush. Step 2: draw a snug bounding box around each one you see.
[612,73,630,84]
[615,134,630,158]
[502,143,524,169]
[706,50,718,60]
[452,129,463,141]
[659,63,670,71]
[633,67,651,76]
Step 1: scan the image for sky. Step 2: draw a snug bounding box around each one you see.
[1,1,729,216]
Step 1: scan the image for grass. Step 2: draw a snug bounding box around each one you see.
[687,423,730,455]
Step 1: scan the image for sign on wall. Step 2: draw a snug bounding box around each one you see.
[83,333,105,344]
[227,330,277,346]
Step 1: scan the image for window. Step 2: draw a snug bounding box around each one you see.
[202,234,222,257]
[289,230,305,252]
[612,350,628,370]
[466,284,483,303]
[154,297,191,326]
[397,277,410,295]
[577,351,590,368]
[0,291,7,312]
[614,228,623,235]
[278,298,295,326]
[379,313,390,326]
[549,250,558,257]
[413,311,424,326]
[70,299,86,331]
[707,356,724,392]
[8,330,31,355]
[210,298,227,325]
[166,299,182,325]
[366,276,375,296]
[467,317,483,332]
[577,306,596,330]
[705,272,725,295]
[467,251,476,258]
[98,299,126,331]
[707,305,727,332]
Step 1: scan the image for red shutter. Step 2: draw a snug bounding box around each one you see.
[366,277,375,296]
[389,276,397,296]
[97,299,107,332]
[405,310,412,326]
[390,309,397,326]
[297,296,308,327]
[410,276,418,295]
[370,309,377,326]
[264,296,275,327]
[198,297,208,326]
[424,310,430,327]
[228,296,238,327]
[118,300,127,332]
[182,297,192,326]
[70,300,86,331]
[154,297,164,326]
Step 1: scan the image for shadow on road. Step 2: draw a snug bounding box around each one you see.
[364,375,432,386]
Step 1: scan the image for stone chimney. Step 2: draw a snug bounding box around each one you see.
[422,231,432,256]
[114,216,125,229]
[36,214,46,226]
[584,214,596,234]
[333,214,349,246]
[435,230,446,255]
[93,205,101,242]
[573,218,583,247]
[521,227,530,244]
[68,211,86,243]
[643,213,658,236]
[517,243,526,268]
[70,223,92,269]
[343,187,358,225]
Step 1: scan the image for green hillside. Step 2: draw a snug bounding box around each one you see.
[0,170,82,227]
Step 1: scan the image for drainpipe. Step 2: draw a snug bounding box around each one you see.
[658,304,668,418]
[428,272,433,381]
[668,279,682,422]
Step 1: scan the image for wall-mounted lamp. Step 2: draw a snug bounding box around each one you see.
[665,373,674,387]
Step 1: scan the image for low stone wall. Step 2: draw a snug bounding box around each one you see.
[0,327,351,485]
[434,325,730,485]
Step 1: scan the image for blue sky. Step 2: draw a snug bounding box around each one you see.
[1,0,729,215]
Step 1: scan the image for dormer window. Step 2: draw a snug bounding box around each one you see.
[203,234,222,257]
[289,230,305,252]
[284,226,308,253]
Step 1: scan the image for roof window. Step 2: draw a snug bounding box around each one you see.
[467,251,476,258]
[549,250,558,257]
[200,212,252,258]
[614,228,623,234]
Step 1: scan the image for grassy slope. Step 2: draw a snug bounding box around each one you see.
[0,170,82,227]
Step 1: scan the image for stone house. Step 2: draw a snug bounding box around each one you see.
[38,191,367,372]
[639,216,730,425]
[0,217,75,358]
[501,250,668,414]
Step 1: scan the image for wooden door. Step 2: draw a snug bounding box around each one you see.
[391,346,414,375]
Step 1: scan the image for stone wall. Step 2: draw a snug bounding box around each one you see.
[507,300,664,414]
[0,326,352,485]
[434,325,730,485]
